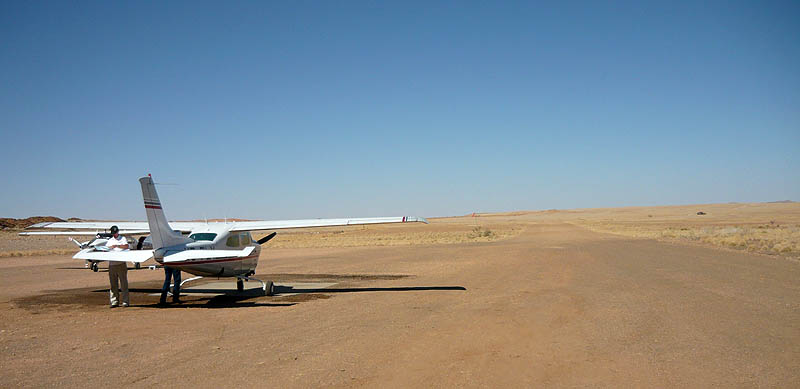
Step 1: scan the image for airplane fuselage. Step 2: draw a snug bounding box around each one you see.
[154,224,262,277]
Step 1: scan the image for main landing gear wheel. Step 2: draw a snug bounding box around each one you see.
[91,262,99,272]
[238,276,273,296]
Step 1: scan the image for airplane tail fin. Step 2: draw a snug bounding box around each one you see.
[139,175,191,250]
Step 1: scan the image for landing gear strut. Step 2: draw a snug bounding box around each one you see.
[179,276,204,288]
[168,275,276,296]
[266,280,274,296]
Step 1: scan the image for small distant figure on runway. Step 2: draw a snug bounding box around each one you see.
[106,225,129,308]
[159,266,182,305]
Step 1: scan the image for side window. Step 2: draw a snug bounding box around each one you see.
[226,235,240,247]
[189,233,217,242]
[240,233,251,246]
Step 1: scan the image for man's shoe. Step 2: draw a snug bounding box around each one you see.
[122,303,129,307]
[110,304,118,308]
[172,298,182,304]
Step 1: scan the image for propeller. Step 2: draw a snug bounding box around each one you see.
[257,232,277,245]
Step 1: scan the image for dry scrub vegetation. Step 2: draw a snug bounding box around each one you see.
[564,203,800,258]
[578,222,800,257]
[254,223,523,249]
[0,231,77,258]
[0,249,78,258]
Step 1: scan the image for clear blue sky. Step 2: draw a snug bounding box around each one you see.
[1,1,798,220]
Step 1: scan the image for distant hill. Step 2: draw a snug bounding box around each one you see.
[766,200,795,204]
[0,216,82,230]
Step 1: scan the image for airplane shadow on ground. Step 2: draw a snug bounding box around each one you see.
[139,295,298,309]
[92,284,467,309]
[92,288,293,309]
[56,267,151,272]
[58,267,109,272]
[275,285,467,294]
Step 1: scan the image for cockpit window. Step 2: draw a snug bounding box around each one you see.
[190,233,217,241]
[226,235,240,247]
[240,232,251,245]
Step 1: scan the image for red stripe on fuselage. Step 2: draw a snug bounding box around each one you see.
[144,205,162,209]
[160,253,258,266]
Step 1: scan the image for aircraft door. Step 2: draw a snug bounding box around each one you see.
[237,232,253,273]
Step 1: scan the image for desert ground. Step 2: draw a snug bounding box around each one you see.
[1,202,799,387]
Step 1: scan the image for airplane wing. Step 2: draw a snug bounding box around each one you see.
[73,249,154,263]
[20,221,203,235]
[23,216,428,234]
[228,216,428,232]
[19,230,151,236]
[28,221,152,230]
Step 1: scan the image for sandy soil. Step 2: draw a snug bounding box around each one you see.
[1,208,799,387]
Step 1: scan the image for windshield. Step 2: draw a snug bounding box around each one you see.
[189,233,217,242]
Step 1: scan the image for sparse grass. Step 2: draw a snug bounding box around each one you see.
[0,249,77,258]
[468,226,494,238]
[254,224,521,249]
[0,230,77,258]
[575,222,800,257]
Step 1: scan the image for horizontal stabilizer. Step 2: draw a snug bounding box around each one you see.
[162,246,256,263]
[73,249,154,263]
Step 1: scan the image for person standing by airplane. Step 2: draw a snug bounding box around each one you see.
[159,266,182,305]
[106,225,130,308]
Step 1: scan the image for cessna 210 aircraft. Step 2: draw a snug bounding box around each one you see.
[21,175,428,296]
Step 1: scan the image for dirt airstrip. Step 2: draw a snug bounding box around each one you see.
[1,205,799,387]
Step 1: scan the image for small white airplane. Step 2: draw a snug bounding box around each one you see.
[21,175,428,295]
